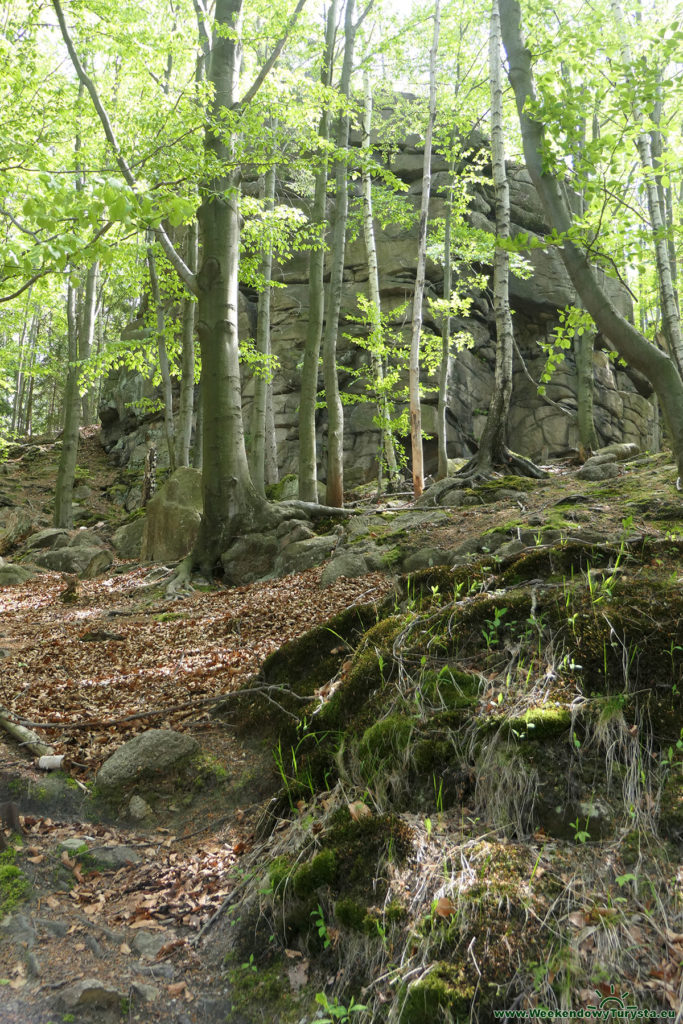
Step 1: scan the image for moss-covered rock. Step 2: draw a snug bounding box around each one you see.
[292,849,337,898]
[399,962,474,1023]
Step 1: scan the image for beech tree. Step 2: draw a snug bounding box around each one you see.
[499,0,683,481]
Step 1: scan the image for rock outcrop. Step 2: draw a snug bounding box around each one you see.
[99,125,657,497]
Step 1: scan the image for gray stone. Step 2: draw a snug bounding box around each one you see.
[95,728,199,795]
[32,544,112,577]
[59,837,89,854]
[130,981,161,1001]
[80,548,114,579]
[36,917,69,937]
[320,551,369,586]
[67,529,107,548]
[496,539,526,559]
[25,527,70,550]
[402,548,451,572]
[221,532,278,585]
[129,794,153,821]
[90,844,143,868]
[273,536,336,576]
[277,521,316,548]
[0,912,36,945]
[0,508,33,552]
[141,467,202,562]
[112,518,145,560]
[54,978,123,1013]
[596,442,639,461]
[0,561,34,585]
[73,484,93,500]
[132,930,173,959]
[576,461,620,481]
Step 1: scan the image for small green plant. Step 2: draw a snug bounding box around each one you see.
[312,904,331,949]
[315,992,367,1023]
[570,816,590,844]
[241,953,258,973]
[482,606,507,649]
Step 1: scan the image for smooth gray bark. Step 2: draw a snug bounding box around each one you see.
[192,0,263,574]
[361,70,397,494]
[499,0,683,480]
[409,0,439,498]
[147,245,176,475]
[322,0,356,508]
[54,264,97,528]
[250,163,276,497]
[298,0,337,503]
[176,221,198,468]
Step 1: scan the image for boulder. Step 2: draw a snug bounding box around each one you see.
[95,729,199,796]
[320,551,369,586]
[141,467,202,562]
[576,460,620,482]
[25,527,70,550]
[32,545,113,577]
[273,535,336,577]
[0,559,34,585]
[54,978,123,1015]
[0,508,34,555]
[67,529,107,549]
[112,518,145,560]
[402,548,451,572]
[221,532,278,585]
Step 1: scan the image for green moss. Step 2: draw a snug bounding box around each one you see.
[335,897,367,930]
[412,738,454,773]
[399,962,474,1023]
[359,714,415,767]
[268,856,292,894]
[317,615,408,730]
[0,862,30,915]
[502,706,572,741]
[420,667,479,709]
[265,474,297,502]
[324,812,414,899]
[292,849,337,898]
[225,960,304,1024]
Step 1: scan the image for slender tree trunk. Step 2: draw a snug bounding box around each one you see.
[409,0,440,498]
[323,0,356,508]
[298,0,337,502]
[250,162,276,497]
[54,286,80,528]
[361,69,397,494]
[474,0,513,471]
[12,309,37,436]
[265,374,278,485]
[78,264,98,425]
[500,0,683,480]
[437,147,455,480]
[147,244,176,474]
[192,0,263,574]
[176,221,198,468]
[192,383,203,469]
[609,0,683,377]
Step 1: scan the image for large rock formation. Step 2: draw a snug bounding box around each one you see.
[100,127,657,492]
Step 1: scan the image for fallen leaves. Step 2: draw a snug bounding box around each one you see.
[0,566,392,775]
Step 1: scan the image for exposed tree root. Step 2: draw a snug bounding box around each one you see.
[456,445,548,483]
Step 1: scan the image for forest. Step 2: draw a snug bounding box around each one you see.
[0,0,682,1022]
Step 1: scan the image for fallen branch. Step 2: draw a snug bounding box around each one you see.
[0,709,54,757]
[7,684,310,732]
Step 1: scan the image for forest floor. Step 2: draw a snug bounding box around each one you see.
[0,432,681,1024]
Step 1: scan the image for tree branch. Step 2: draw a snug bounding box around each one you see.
[237,0,308,109]
[51,0,198,296]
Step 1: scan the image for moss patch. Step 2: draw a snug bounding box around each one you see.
[399,962,475,1023]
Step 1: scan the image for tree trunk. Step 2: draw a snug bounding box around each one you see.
[147,244,177,474]
[12,308,37,436]
[322,0,356,508]
[361,70,398,494]
[250,162,276,497]
[192,0,263,575]
[192,383,203,469]
[409,0,440,498]
[609,0,683,377]
[176,221,198,468]
[54,285,81,528]
[298,0,338,502]
[499,0,683,480]
[436,147,456,480]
